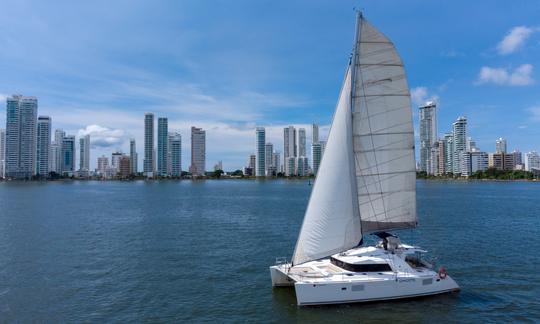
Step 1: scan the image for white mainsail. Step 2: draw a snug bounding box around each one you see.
[291,66,362,266]
[352,17,417,233]
[291,14,416,265]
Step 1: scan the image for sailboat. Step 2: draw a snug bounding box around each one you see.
[270,13,459,306]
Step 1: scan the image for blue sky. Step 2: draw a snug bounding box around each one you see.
[1,0,540,170]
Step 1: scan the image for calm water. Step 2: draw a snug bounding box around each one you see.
[0,180,539,322]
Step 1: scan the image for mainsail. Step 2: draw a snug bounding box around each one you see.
[292,14,416,265]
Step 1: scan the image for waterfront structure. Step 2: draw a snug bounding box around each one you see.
[53,129,65,174]
[525,151,540,171]
[419,101,437,173]
[49,143,60,175]
[264,142,274,176]
[5,95,38,179]
[443,133,453,174]
[312,123,319,144]
[129,139,137,175]
[429,141,441,176]
[144,113,154,177]
[111,151,123,172]
[312,142,322,176]
[62,135,76,175]
[467,137,477,152]
[436,139,445,175]
[168,132,182,177]
[255,127,266,177]
[496,137,507,154]
[272,152,281,174]
[79,134,90,172]
[190,127,206,176]
[244,154,256,176]
[97,155,109,174]
[283,126,296,176]
[285,156,296,177]
[157,117,168,176]
[36,116,51,177]
[452,117,467,174]
[298,128,306,158]
[0,129,5,178]
[296,156,309,176]
[118,155,131,178]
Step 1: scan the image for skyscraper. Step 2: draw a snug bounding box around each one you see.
[443,133,453,174]
[272,152,281,174]
[129,138,138,175]
[53,129,65,174]
[190,127,206,176]
[296,156,309,176]
[144,113,154,177]
[452,117,467,174]
[97,155,109,175]
[312,123,319,144]
[525,151,540,171]
[36,116,51,177]
[157,117,168,176]
[0,129,5,178]
[283,126,296,176]
[5,95,38,179]
[62,135,76,175]
[168,132,182,177]
[79,134,90,172]
[255,127,266,177]
[312,142,322,176]
[265,142,274,176]
[496,137,507,154]
[298,128,306,158]
[419,101,437,173]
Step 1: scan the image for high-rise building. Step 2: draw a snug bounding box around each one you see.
[264,142,273,176]
[5,95,38,179]
[214,161,223,172]
[496,137,507,154]
[255,127,266,177]
[285,156,296,177]
[452,117,467,174]
[190,127,206,176]
[111,152,123,172]
[52,129,65,174]
[36,116,51,177]
[312,142,322,176]
[62,135,76,175]
[443,133,453,174]
[437,139,445,175]
[283,126,296,176]
[79,134,90,172]
[144,113,154,177]
[312,123,319,144]
[168,132,182,177]
[525,151,540,171]
[157,117,168,176]
[419,101,437,173]
[129,139,137,175]
[97,155,109,174]
[298,128,306,158]
[429,141,441,176]
[272,152,281,174]
[466,137,476,152]
[0,129,5,178]
[296,156,309,176]
[118,155,131,178]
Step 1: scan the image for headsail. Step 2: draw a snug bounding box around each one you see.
[291,66,362,266]
[352,16,417,233]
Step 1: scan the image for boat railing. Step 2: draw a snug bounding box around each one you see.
[275,257,288,265]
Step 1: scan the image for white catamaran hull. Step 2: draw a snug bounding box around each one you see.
[270,263,459,306]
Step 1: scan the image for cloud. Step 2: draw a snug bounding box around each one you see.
[476,64,534,86]
[78,124,127,149]
[497,26,535,55]
[410,87,439,106]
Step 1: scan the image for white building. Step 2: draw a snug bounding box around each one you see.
[496,137,507,154]
[297,156,309,177]
[452,117,467,174]
[312,142,323,176]
[312,123,319,144]
[298,128,306,158]
[285,156,296,177]
[190,126,206,176]
[272,152,281,174]
[525,151,540,171]
[168,132,182,177]
[79,134,90,172]
[284,126,297,176]
[443,133,453,174]
[264,142,274,176]
[36,116,51,177]
[419,101,437,173]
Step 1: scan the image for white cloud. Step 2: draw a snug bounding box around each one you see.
[497,26,535,55]
[78,124,127,149]
[410,86,439,106]
[476,64,534,86]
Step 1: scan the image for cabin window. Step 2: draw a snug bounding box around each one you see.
[330,257,393,272]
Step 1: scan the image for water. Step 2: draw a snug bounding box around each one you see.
[0,180,538,322]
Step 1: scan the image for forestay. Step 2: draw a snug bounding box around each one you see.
[352,17,417,233]
[292,67,362,266]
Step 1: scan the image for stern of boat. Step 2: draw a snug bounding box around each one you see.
[270,258,295,287]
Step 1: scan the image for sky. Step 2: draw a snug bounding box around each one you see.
[1,0,540,170]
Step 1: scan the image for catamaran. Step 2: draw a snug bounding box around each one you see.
[270,13,459,306]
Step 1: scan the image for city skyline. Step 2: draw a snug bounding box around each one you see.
[1,2,540,169]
